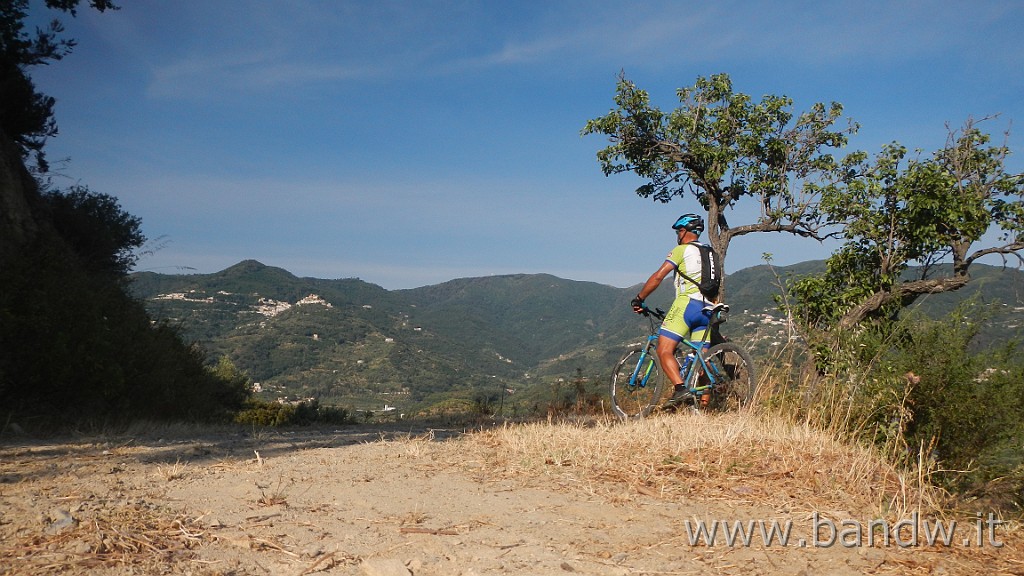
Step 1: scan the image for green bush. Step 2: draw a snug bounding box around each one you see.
[291,399,354,425]
[892,320,1024,500]
[233,398,354,427]
[1,187,250,427]
[789,301,1024,510]
[234,398,297,427]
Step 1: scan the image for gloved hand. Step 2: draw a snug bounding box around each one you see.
[630,295,646,313]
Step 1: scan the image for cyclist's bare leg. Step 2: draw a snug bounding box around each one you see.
[656,335,683,386]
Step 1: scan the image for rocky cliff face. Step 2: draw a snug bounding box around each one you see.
[0,130,40,260]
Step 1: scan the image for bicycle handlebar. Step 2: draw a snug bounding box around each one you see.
[638,306,666,321]
[638,302,730,323]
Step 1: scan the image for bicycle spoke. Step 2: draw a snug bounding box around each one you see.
[610,348,664,419]
[700,343,756,412]
[610,306,754,419]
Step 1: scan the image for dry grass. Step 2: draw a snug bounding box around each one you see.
[3,414,1019,574]
[0,502,209,574]
[154,458,188,481]
[445,412,1024,572]
[457,411,944,520]
[374,429,437,457]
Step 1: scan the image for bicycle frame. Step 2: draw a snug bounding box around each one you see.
[639,305,728,397]
[613,303,753,418]
[625,330,660,391]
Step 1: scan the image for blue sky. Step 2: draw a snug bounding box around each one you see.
[31,1,1024,289]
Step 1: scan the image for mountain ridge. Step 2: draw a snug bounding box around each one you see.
[129,259,1024,414]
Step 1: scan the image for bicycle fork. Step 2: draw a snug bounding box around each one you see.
[630,346,658,389]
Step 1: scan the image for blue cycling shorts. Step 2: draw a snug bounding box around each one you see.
[658,297,710,344]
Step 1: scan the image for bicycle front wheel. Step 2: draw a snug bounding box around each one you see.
[610,347,665,420]
[698,342,756,412]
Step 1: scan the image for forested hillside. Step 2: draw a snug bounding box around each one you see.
[130,259,1024,415]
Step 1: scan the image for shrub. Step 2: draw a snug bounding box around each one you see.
[233,398,354,427]
[234,399,297,427]
[785,301,1024,510]
[1,199,250,427]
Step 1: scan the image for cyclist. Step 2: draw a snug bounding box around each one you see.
[630,213,716,407]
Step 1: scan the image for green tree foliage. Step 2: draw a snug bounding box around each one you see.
[0,186,250,423]
[0,240,250,422]
[793,118,1024,331]
[776,118,1023,509]
[791,303,1024,508]
[0,0,117,170]
[582,73,858,275]
[234,398,354,426]
[211,356,250,393]
[0,0,251,426]
[43,185,145,276]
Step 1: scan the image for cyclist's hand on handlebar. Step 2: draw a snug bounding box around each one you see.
[630,295,647,314]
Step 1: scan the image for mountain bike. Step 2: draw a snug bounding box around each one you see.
[609,303,756,420]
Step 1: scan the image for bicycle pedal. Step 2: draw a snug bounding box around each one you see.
[663,393,696,409]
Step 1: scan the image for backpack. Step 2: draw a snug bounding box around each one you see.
[677,242,721,301]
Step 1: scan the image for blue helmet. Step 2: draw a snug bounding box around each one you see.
[671,213,704,234]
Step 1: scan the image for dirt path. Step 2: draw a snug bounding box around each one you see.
[1,425,1019,575]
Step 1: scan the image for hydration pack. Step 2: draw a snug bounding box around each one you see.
[678,242,721,301]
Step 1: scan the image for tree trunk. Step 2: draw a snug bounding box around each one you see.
[0,132,39,249]
[835,275,971,330]
[0,130,41,262]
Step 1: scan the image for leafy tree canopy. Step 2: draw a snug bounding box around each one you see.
[582,72,858,268]
[792,117,1024,330]
[0,0,117,171]
[43,184,145,276]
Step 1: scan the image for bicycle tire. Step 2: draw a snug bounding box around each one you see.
[610,347,665,420]
[695,342,756,412]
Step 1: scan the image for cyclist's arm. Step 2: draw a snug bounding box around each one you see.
[636,260,677,301]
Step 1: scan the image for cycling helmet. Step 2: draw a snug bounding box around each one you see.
[671,213,704,234]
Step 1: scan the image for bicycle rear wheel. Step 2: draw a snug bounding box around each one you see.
[697,342,756,412]
[610,347,665,420]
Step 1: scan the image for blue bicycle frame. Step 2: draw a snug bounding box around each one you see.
[626,333,660,390]
[639,305,727,396]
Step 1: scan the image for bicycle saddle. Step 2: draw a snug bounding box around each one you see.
[703,303,729,324]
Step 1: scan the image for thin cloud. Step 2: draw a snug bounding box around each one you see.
[109,1,1024,102]
[146,46,398,99]
[586,2,1022,68]
[48,0,1024,292]
[455,36,573,68]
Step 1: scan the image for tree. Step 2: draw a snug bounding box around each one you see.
[42,185,145,276]
[783,120,1024,504]
[1,1,251,426]
[582,73,858,289]
[792,117,1024,331]
[1,0,118,171]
